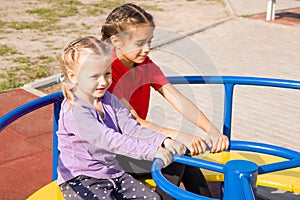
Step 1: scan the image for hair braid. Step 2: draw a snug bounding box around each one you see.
[101,3,155,41]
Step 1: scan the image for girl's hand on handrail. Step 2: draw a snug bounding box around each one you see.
[154,147,173,168]
[162,138,187,155]
[188,136,211,156]
[207,127,229,153]
[175,132,210,156]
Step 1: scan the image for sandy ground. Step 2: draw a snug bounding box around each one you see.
[0,0,228,86]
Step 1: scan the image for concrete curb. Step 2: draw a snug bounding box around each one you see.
[22,73,60,97]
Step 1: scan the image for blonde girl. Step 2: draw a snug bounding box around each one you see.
[57,36,186,200]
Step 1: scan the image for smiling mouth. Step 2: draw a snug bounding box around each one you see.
[137,55,147,61]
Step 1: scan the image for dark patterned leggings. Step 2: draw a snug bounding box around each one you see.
[59,173,161,200]
[116,155,212,200]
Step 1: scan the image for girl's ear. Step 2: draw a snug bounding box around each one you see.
[110,35,123,48]
[67,69,77,84]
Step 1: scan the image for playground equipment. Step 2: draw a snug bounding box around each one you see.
[152,141,300,200]
[266,0,277,21]
[1,76,300,199]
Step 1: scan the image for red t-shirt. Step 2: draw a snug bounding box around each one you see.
[109,50,169,119]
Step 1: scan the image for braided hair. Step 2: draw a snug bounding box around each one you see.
[101,3,155,41]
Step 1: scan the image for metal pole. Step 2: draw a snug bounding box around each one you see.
[52,101,61,181]
[223,84,234,139]
[266,0,277,21]
[223,160,258,200]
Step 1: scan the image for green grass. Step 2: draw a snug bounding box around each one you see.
[3,0,127,32]
[0,65,51,90]
[140,4,164,11]
[26,8,55,18]
[59,6,79,17]
[26,7,79,19]
[0,0,166,91]
[41,0,83,6]
[0,20,6,28]
[0,69,25,90]
[7,21,42,30]
[0,55,55,90]
[37,55,56,64]
[97,0,125,9]
[13,56,30,63]
[7,21,62,31]
[34,65,50,78]
[0,45,18,56]
[86,6,106,16]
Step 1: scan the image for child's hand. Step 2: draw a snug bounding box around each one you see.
[207,128,229,153]
[175,132,209,156]
[188,136,211,156]
[154,147,173,167]
[162,138,186,155]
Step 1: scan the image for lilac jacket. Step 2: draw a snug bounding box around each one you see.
[57,92,166,184]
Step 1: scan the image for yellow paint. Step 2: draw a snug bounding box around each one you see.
[196,151,300,193]
[27,151,300,198]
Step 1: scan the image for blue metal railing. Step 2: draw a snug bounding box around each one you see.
[1,76,300,199]
[0,91,63,132]
[152,141,300,200]
[0,91,64,180]
[167,76,300,89]
[167,76,300,139]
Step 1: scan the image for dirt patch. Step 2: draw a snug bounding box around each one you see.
[0,0,228,91]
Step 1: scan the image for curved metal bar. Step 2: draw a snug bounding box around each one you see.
[168,76,300,90]
[152,159,217,200]
[0,91,63,132]
[230,140,300,159]
[229,141,300,174]
[1,76,300,199]
[173,154,224,173]
[258,159,300,174]
[153,139,300,199]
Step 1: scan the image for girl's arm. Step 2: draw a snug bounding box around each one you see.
[120,98,176,136]
[113,96,186,156]
[158,83,229,153]
[120,98,210,155]
[69,103,165,161]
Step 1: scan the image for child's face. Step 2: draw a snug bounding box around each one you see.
[74,54,112,104]
[116,25,154,68]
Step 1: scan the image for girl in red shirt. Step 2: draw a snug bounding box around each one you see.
[101,3,230,199]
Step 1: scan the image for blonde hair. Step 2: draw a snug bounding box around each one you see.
[101,3,155,41]
[60,36,110,105]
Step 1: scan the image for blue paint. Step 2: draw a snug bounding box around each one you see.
[1,76,300,199]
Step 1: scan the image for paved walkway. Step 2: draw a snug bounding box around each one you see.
[150,0,300,151]
[1,0,300,199]
[149,1,300,199]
